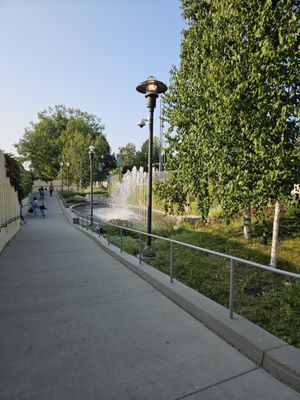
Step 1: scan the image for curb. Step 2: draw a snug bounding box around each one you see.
[58,198,300,393]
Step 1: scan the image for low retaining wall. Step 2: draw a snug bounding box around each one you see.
[0,151,20,253]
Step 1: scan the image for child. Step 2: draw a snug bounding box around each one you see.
[39,202,48,218]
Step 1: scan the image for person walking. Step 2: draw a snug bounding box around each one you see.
[49,183,54,197]
[19,202,26,224]
[31,197,39,216]
[39,202,48,218]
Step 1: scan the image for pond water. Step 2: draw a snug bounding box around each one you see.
[73,203,174,225]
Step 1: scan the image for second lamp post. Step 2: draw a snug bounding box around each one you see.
[136,76,167,255]
[60,162,64,192]
[66,162,70,207]
[89,145,95,224]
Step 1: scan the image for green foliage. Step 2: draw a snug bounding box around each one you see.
[16,105,113,185]
[160,0,300,220]
[4,153,34,200]
[18,170,35,200]
[136,136,160,170]
[154,175,187,214]
[120,143,137,169]
[118,137,160,171]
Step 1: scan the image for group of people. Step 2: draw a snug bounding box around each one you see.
[28,198,48,218]
[22,183,55,220]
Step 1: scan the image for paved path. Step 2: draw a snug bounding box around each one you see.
[0,193,299,400]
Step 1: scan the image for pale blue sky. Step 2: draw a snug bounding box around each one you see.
[0,0,184,156]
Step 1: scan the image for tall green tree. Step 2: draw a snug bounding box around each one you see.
[16,105,112,181]
[121,143,137,169]
[60,116,112,188]
[136,136,160,170]
[160,0,299,264]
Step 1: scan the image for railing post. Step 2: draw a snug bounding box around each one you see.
[170,241,174,283]
[229,259,235,319]
[139,234,142,264]
[91,217,94,234]
[120,228,123,253]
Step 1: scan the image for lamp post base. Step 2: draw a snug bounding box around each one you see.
[142,245,156,258]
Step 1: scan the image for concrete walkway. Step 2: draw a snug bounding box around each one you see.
[0,193,299,400]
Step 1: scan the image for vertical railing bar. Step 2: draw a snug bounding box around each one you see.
[120,227,123,253]
[170,241,174,283]
[229,259,235,319]
[98,220,101,237]
[139,234,142,264]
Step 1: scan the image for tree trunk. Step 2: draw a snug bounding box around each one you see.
[270,201,280,268]
[243,207,252,239]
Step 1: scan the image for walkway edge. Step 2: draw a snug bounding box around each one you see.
[59,201,300,393]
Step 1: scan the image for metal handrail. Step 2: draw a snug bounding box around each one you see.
[77,212,300,319]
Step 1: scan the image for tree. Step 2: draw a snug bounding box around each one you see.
[121,143,137,170]
[136,136,160,170]
[160,0,299,263]
[16,105,112,182]
[4,153,34,201]
[60,116,112,188]
[16,105,69,178]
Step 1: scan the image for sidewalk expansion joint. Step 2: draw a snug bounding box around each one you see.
[171,367,258,400]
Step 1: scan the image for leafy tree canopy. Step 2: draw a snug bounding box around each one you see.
[136,136,160,171]
[160,0,300,218]
[16,105,113,184]
[4,153,34,201]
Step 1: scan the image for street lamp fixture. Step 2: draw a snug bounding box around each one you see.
[89,145,95,224]
[136,76,167,255]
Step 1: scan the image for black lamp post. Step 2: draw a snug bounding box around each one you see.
[118,147,123,181]
[60,162,64,192]
[136,76,167,254]
[89,145,95,224]
[66,162,70,207]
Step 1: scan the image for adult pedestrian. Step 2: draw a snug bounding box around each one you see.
[49,183,54,197]
[31,197,39,216]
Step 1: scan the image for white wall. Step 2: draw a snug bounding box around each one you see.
[0,150,20,253]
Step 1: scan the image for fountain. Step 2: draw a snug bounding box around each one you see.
[92,166,148,223]
[75,166,168,224]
